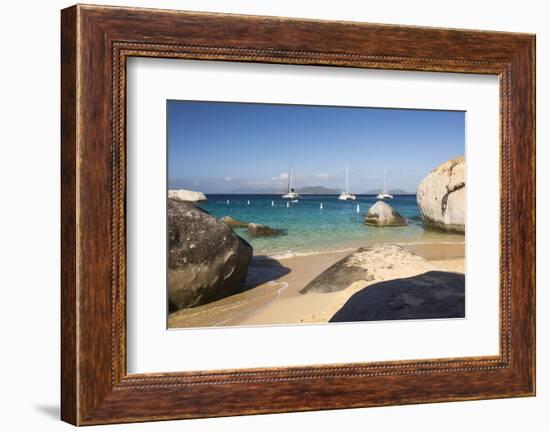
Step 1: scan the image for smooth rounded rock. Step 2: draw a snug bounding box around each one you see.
[168,199,252,311]
[220,216,249,228]
[364,201,406,227]
[301,245,432,294]
[247,223,285,237]
[416,156,465,234]
[168,189,207,202]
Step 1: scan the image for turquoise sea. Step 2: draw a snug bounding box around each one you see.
[198,194,463,257]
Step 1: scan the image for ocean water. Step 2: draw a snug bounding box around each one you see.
[198,194,463,257]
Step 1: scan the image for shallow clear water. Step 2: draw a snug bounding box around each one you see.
[198,194,463,257]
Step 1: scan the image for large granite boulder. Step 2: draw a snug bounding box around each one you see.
[247,223,285,237]
[168,199,252,311]
[364,201,407,226]
[416,156,465,234]
[300,245,431,294]
[168,189,207,202]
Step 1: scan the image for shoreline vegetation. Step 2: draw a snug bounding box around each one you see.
[167,156,466,328]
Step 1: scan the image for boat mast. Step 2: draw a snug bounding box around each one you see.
[288,161,293,193]
[383,166,388,193]
[346,165,349,193]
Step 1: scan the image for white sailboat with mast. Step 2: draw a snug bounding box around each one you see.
[338,165,356,201]
[377,166,393,199]
[282,160,300,200]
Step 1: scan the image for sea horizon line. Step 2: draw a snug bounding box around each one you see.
[195,192,417,196]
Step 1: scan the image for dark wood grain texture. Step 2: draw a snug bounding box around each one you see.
[60,6,78,425]
[60,4,535,425]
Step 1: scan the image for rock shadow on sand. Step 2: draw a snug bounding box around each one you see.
[243,256,292,290]
[329,271,465,323]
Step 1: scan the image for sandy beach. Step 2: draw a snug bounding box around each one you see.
[168,241,465,329]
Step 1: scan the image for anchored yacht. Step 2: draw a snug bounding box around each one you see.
[338,165,356,201]
[376,166,393,200]
[282,161,300,200]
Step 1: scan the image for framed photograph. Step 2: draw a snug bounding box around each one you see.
[61,4,536,425]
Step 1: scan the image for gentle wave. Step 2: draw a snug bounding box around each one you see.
[262,247,358,260]
[256,240,465,261]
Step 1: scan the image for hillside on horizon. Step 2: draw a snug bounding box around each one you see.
[363,188,415,195]
[298,186,342,194]
[201,185,416,195]
[221,185,342,194]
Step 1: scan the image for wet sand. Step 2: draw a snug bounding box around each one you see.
[168,242,464,329]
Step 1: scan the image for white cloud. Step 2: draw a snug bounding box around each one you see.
[316,173,329,179]
[271,172,289,181]
[244,179,273,186]
[224,176,234,182]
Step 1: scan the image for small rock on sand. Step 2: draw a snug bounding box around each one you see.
[300,245,431,294]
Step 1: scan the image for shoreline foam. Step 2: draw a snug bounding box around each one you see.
[260,239,465,261]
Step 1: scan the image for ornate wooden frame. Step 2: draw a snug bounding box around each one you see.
[61,4,536,425]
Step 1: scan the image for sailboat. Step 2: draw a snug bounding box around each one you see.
[282,161,300,200]
[377,166,393,200]
[338,165,356,201]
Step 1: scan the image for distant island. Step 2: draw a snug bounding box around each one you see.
[223,185,342,194]
[298,186,341,194]
[207,186,415,195]
[225,187,284,194]
[298,186,416,195]
[363,188,415,195]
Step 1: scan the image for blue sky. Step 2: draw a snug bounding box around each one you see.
[167,100,464,193]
